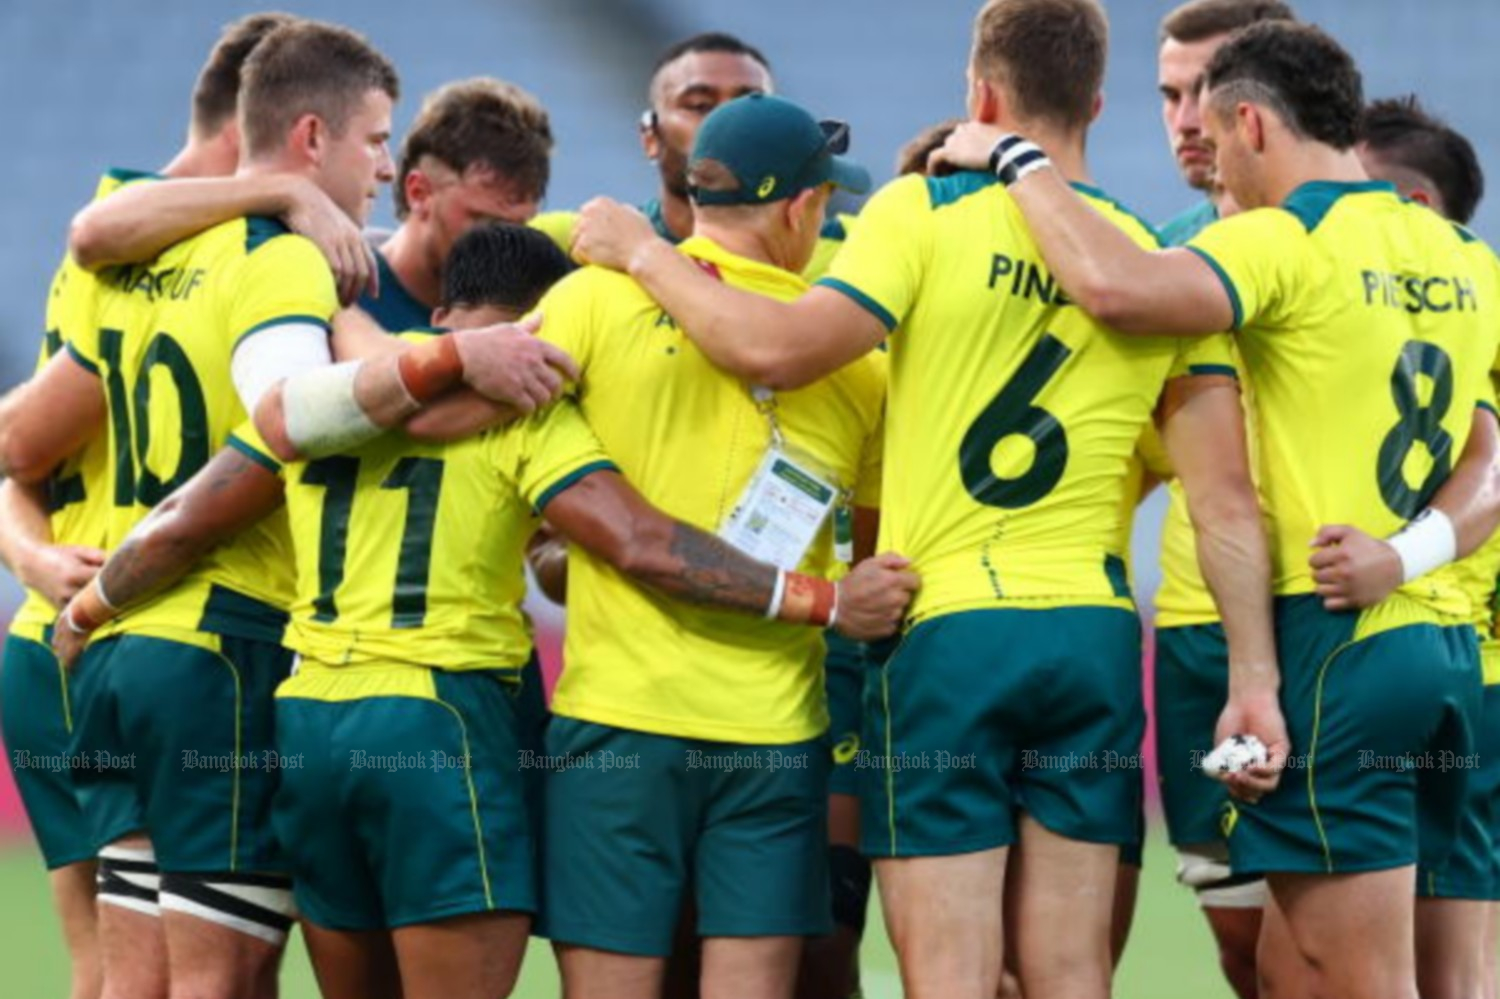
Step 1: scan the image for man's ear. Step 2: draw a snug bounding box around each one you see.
[640,109,661,161]
[288,113,323,165]
[404,169,434,218]
[1407,187,1434,209]
[430,306,450,327]
[971,76,1003,125]
[1239,103,1266,154]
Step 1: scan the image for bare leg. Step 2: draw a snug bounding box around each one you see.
[1415,897,1490,999]
[875,846,1007,999]
[1257,888,1317,999]
[98,835,166,999]
[557,945,666,999]
[391,911,530,999]
[1270,868,1419,999]
[1110,862,1140,970]
[1010,815,1115,999]
[300,923,402,999]
[50,860,102,999]
[1203,905,1263,999]
[702,936,801,999]
[162,907,284,999]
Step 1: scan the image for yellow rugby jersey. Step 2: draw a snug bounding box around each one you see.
[536,236,887,744]
[9,170,154,643]
[819,172,1233,623]
[283,339,614,673]
[73,215,338,642]
[1189,181,1500,618]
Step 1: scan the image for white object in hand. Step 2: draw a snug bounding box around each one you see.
[1202,734,1268,776]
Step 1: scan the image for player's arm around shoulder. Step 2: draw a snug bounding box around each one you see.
[570,197,883,390]
[932,123,1236,335]
[52,433,286,668]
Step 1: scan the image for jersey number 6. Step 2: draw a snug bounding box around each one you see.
[959,333,1073,509]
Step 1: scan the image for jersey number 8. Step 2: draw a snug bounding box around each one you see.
[1377,340,1455,520]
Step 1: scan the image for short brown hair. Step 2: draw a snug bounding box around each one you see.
[190,12,298,138]
[239,20,400,160]
[1362,96,1484,225]
[970,0,1108,132]
[1160,0,1296,45]
[393,78,553,219]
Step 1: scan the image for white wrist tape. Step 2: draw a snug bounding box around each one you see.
[282,361,383,457]
[1388,508,1457,583]
[765,569,787,620]
[829,580,840,628]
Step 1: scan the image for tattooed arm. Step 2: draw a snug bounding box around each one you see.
[53,447,285,666]
[541,469,918,640]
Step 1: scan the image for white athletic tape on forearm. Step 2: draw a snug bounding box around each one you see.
[765,569,787,619]
[282,361,383,457]
[1388,508,1457,583]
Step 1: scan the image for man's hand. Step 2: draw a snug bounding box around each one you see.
[834,553,918,641]
[572,197,660,273]
[1212,687,1290,804]
[19,544,105,609]
[282,177,378,306]
[1309,524,1402,612]
[50,607,91,670]
[928,121,1008,175]
[453,315,580,414]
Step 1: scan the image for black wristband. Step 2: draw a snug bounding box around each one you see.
[988,134,1050,187]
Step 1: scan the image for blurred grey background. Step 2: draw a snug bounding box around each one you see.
[0,0,1496,609]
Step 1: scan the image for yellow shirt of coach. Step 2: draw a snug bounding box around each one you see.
[536,119,885,747]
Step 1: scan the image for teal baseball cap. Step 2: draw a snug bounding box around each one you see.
[688,94,871,206]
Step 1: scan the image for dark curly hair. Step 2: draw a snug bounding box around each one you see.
[1361,96,1483,224]
[1205,21,1362,150]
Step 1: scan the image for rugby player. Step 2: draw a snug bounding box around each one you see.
[936,21,1500,999]
[1150,4,1297,997]
[570,4,1277,997]
[48,220,916,999]
[1156,0,1296,246]
[538,34,877,994]
[0,22,542,999]
[1315,95,1495,999]
[533,94,893,999]
[0,14,295,999]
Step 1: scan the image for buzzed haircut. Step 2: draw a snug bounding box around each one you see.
[1159,0,1296,45]
[1205,21,1362,151]
[896,119,964,177]
[441,223,574,313]
[238,20,400,160]
[649,32,771,102]
[190,12,299,139]
[970,0,1108,133]
[393,78,553,220]
[1362,96,1485,225]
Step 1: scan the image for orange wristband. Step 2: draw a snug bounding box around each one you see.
[777,572,837,628]
[396,334,463,403]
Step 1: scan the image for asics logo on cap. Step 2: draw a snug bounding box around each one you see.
[758,175,777,198]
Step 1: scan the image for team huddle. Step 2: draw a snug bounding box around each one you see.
[0,1,1497,999]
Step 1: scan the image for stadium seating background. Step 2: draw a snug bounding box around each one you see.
[1,0,1496,848]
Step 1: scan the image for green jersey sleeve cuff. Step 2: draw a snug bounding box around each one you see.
[1185,246,1244,331]
[1479,399,1498,421]
[235,314,332,351]
[815,277,898,332]
[64,341,98,376]
[1186,363,1238,379]
[227,434,283,475]
[534,460,619,514]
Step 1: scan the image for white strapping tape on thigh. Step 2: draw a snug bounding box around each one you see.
[96,843,161,918]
